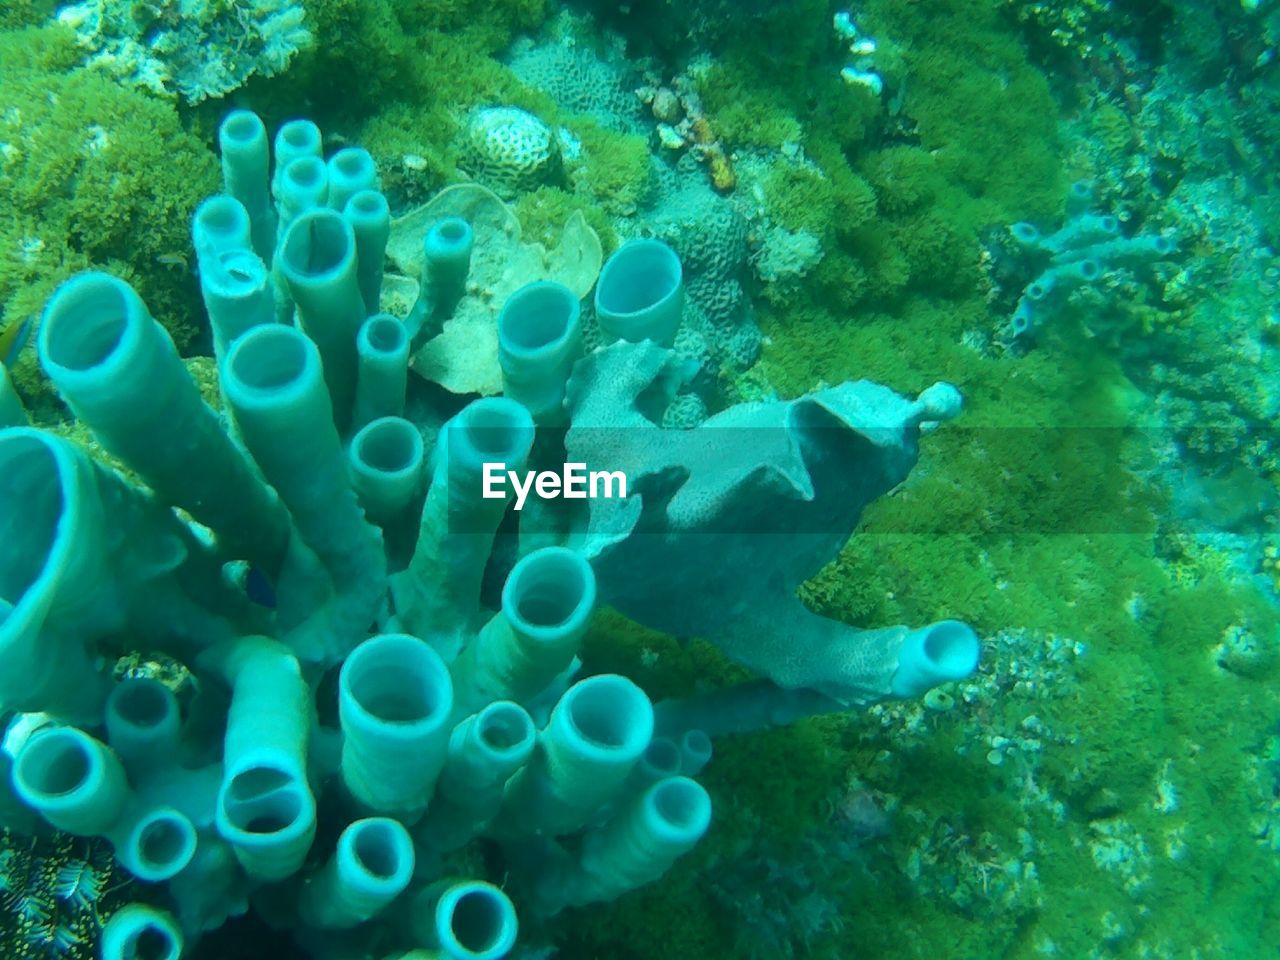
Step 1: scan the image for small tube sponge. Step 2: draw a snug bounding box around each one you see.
[100,903,184,960]
[114,806,199,882]
[545,775,711,912]
[497,280,584,422]
[678,729,713,776]
[300,817,415,928]
[353,313,410,430]
[200,248,276,360]
[889,620,981,698]
[594,239,685,347]
[276,208,368,431]
[450,547,597,717]
[105,678,181,779]
[192,194,252,266]
[409,216,475,344]
[205,636,316,881]
[345,190,391,317]
[218,110,276,261]
[339,634,454,816]
[408,880,518,960]
[500,674,654,837]
[277,156,330,227]
[347,417,424,524]
[418,701,536,851]
[272,120,323,206]
[327,147,379,213]
[11,726,129,835]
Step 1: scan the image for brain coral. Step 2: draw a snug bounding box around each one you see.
[459,107,562,199]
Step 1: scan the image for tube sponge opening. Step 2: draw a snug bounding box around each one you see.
[450,397,536,474]
[279,208,353,280]
[100,903,183,960]
[890,620,981,698]
[122,808,198,881]
[224,324,318,410]
[475,701,536,757]
[559,674,653,758]
[594,239,684,346]
[40,272,135,376]
[434,882,518,960]
[503,547,597,642]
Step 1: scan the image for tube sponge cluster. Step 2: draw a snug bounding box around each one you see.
[0,108,980,958]
[0,109,713,960]
[1003,180,1177,342]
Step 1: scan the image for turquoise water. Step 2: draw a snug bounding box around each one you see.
[2,1,1280,958]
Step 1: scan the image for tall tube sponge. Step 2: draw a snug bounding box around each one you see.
[200,635,316,881]
[450,547,597,719]
[416,700,535,851]
[593,238,684,347]
[218,110,277,262]
[299,817,415,929]
[348,417,425,526]
[353,313,410,431]
[0,428,234,721]
[276,208,367,434]
[536,776,711,914]
[223,325,386,665]
[407,216,474,346]
[497,280,584,424]
[346,189,391,318]
[338,634,453,818]
[497,674,654,838]
[390,397,535,657]
[37,272,298,586]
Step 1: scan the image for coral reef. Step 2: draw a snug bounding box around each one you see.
[58,0,311,102]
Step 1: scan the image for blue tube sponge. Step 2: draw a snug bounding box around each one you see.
[192,194,252,267]
[499,674,654,837]
[101,904,184,960]
[105,678,181,780]
[11,726,129,835]
[889,619,981,698]
[39,272,293,578]
[345,190,391,318]
[391,397,535,654]
[276,208,367,432]
[327,147,379,212]
[450,547,597,717]
[594,239,684,346]
[276,156,330,228]
[498,280,584,422]
[347,417,424,524]
[223,324,385,663]
[200,248,276,361]
[406,880,518,960]
[203,636,316,881]
[300,817,415,928]
[218,110,276,261]
[545,775,711,912]
[353,313,409,430]
[417,700,535,852]
[339,634,454,817]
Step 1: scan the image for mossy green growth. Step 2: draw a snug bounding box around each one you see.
[0,24,217,413]
[513,186,617,253]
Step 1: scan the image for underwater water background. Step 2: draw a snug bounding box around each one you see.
[2,0,1280,958]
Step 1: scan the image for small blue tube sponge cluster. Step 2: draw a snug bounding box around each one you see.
[1004,180,1176,341]
[0,109,981,958]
